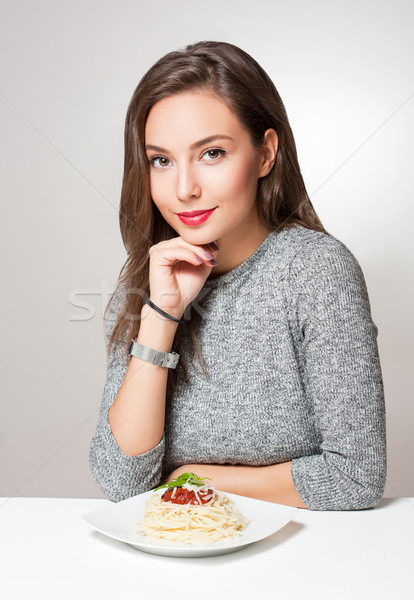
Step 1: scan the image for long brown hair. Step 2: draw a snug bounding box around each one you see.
[106,40,328,391]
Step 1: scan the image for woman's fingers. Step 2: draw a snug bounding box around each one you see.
[177,237,219,257]
[150,238,218,267]
[148,237,219,315]
[150,246,210,267]
[207,240,219,251]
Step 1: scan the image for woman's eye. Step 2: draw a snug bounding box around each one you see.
[149,156,171,168]
[202,148,225,161]
[149,149,225,167]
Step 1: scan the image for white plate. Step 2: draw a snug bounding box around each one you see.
[83,490,298,557]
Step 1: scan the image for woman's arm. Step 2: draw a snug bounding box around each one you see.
[89,285,169,501]
[286,236,387,510]
[89,239,219,501]
[108,239,218,456]
[107,304,179,456]
[167,462,308,508]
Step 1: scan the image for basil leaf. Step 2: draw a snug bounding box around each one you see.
[153,472,211,492]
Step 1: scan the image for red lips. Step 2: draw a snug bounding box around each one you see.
[177,209,215,217]
[176,207,217,226]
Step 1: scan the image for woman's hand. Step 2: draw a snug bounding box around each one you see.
[148,237,219,320]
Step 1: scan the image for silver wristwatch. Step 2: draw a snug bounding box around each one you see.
[128,339,179,369]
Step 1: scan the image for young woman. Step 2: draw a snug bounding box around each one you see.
[89,41,386,510]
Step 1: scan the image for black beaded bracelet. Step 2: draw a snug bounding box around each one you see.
[145,298,185,325]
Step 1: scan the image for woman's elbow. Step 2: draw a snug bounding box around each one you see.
[351,484,384,510]
[338,470,386,511]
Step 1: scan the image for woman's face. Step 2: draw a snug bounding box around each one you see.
[144,91,274,247]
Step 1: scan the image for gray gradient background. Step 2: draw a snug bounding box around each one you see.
[1,0,413,500]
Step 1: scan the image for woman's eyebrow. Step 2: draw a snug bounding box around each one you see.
[145,134,234,153]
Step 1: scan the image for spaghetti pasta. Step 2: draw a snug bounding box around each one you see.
[135,489,250,545]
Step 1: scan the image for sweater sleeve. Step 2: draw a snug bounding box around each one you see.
[88,283,165,502]
[288,235,386,510]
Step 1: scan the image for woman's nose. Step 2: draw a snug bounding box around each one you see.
[175,165,201,201]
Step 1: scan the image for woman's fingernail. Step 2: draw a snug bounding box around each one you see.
[210,241,219,251]
[202,250,214,260]
[210,258,217,266]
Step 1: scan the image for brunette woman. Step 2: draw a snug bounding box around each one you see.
[89,41,386,510]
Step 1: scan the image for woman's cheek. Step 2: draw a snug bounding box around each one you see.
[206,164,243,198]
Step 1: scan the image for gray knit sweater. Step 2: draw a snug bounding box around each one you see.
[89,225,386,510]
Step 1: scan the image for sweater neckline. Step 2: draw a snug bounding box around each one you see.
[203,229,278,289]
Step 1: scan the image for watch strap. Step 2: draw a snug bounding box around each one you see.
[128,339,179,369]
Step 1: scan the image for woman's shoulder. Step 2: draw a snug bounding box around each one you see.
[267,225,361,272]
[265,225,366,292]
[267,224,348,254]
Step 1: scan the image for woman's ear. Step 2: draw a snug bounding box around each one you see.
[258,129,278,177]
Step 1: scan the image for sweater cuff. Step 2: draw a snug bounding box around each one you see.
[291,456,333,510]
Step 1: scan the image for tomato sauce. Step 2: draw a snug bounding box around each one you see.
[161,487,214,505]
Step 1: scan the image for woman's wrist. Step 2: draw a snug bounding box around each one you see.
[137,303,179,352]
[145,298,185,324]
[147,293,185,321]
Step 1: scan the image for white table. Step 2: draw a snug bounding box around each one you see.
[1,497,413,599]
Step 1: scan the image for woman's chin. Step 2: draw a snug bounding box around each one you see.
[178,231,218,247]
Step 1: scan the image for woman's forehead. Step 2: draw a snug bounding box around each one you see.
[145,91,245,149]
